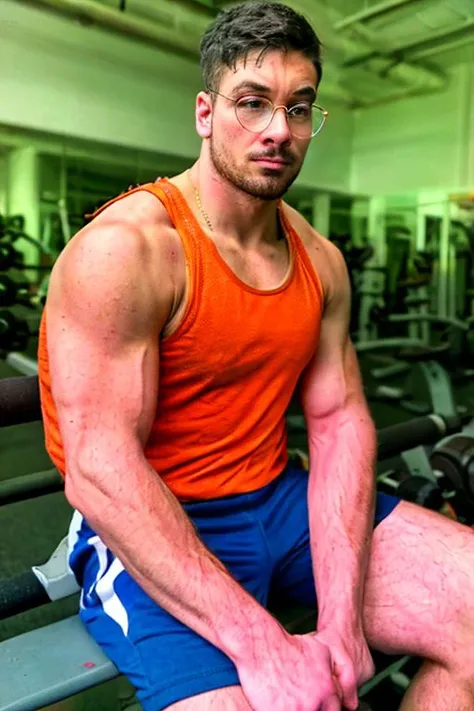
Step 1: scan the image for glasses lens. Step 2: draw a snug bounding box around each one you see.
[312,106,327,137]
[289,104,326,139]
[235,98,327,138]
[235,97,274,133]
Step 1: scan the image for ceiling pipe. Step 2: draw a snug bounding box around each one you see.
[392,17,474,59]
[283,0,447,99]
[335,0,430,31]
[410,34,474,60]
[23,0,204,62]
[344,17,474,68]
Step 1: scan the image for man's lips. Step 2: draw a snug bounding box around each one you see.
[253,157,291,166]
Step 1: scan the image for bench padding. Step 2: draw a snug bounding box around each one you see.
[0,615,118,711]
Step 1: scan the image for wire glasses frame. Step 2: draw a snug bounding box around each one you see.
[207,89,328,139]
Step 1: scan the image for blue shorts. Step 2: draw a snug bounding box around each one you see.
[68,466,399,711]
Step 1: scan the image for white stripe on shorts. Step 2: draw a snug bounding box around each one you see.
[68,510,129,635]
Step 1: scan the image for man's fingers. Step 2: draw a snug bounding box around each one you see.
[339,687,358,711]
[322,691,342,711]
[334,666,358,711]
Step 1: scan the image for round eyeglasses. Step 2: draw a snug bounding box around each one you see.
[208,90,328,139]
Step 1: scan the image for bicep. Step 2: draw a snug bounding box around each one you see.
[301,248,365,419]
[46,223,168,483]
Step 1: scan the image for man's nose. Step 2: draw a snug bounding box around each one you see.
[263,106,293,142]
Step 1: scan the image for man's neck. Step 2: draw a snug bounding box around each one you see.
[187,162,281,249]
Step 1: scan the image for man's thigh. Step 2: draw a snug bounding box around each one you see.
[271,478,474,665]
[363,501,474,664]
[168,687,252,710]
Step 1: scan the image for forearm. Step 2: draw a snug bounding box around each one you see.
[307,400,376,630]
[67,452,286,665]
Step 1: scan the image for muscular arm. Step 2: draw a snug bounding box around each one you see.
[300,243,376,632]
[47,215,286,667]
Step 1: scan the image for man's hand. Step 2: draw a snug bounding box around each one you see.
[237,632,342,711]
[316,624,375,711]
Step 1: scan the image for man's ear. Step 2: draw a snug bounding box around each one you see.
[196,91,213,139]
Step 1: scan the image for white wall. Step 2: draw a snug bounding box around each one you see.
[0,1,354,195]
[0,2,202,160]
[300,103,354,193]
[351,63,474,196]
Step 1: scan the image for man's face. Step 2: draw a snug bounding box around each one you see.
[207,50,318,201]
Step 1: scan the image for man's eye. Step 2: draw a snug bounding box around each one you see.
[239,99,267,110]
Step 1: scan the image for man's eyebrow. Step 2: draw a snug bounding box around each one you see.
[229,81,316,103]
[229,81,272,96]
[293,86,317,102]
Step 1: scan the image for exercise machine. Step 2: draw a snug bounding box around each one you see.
[0,213,53,357]
[354,246,470,420]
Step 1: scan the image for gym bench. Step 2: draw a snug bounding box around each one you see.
[0,617,117,711]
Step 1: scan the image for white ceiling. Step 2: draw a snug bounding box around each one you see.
[47,0,474,106]
[25,0,474,106]
[336,0,474,65]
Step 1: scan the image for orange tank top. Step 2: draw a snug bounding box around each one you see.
[38,179,324,500]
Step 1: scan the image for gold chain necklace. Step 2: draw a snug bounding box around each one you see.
[189,171,283,239]
[188,171,213,232]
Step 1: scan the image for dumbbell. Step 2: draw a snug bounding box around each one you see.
[378,472,445,512]
[0,243,23,271]
[430,435,474,516]
[379,427,474,524]
[0,274,31,307]
[0,311,30,352]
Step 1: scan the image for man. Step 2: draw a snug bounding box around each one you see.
[39,3,474,710]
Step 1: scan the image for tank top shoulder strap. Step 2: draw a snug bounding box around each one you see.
[88,179,196,245]
[85,179,203,289]
[145,179,202,252]
[278,205,325,302]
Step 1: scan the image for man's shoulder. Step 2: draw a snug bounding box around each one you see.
[90,186,173,234]
[62,187,181,269]
[50,186,186,314]
[282,202,346,297]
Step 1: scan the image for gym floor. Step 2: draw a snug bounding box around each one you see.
[2,344,474,711]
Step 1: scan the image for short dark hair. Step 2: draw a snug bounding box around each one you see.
[200,2,323,92]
